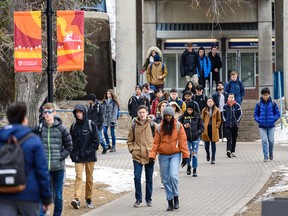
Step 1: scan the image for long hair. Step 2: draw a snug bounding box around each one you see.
[205,97,215,110]
[162,116,174,136]
[103,89,120,108]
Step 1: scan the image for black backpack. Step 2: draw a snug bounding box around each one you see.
[0,133,33,193]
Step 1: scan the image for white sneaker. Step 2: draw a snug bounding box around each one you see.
[222,138,227,142]
[199,140,204,146]
[160,185,164,189]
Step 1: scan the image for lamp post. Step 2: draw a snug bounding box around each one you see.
[46,0,54,102]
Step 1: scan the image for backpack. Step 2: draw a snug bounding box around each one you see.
[0,133,33,193]
[71,120,93,133]
[149,62,164,73]
[132,119,155,140]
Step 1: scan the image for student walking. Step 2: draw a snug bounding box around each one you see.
[102,89,120,152]
[127,105,156,208]
[70,104,99,209]
[0,102,52,216]
[254,88,280,162]
[179,102,204,176]
[202,98,221,164]
[223,93,242,158]
[149,106,189,211]
[224,71,245,105]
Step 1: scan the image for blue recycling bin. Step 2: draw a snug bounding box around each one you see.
[273,71,284,100]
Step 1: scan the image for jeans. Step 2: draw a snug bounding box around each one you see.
[259,127,275,159]
[74,162,95,200]
[187,139,199,168]
[103,126,116,148]
[40,169,64,216]
[98,129,107,150]
[205,141,216,161]
[133,160,154,202]
[159,153,181,201]
[0,200,39,216]
[226,127,238,153]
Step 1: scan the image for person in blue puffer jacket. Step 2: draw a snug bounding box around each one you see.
[0,102,51,216]
[224,71,245,104]
[196,47,212,87]
[254,88,280,162]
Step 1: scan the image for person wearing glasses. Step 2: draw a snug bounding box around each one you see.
[35,102,73,216]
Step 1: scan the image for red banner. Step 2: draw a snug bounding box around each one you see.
[14,11,42,72]
[57,11,84,72]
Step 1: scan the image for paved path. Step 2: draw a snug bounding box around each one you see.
[82,141,288,216]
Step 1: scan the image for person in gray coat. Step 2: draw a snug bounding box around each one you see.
[102,89,120,152]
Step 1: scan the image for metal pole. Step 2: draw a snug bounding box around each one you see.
[278,71,283,129]
[46,0,54,102]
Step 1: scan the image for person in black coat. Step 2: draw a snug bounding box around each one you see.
[70,104,99,210]
[208,45,222,89]
[128,85,150,119]
[178,102,204,177]
[87,93,107,154]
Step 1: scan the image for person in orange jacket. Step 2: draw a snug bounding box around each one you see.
[149,106,189,211]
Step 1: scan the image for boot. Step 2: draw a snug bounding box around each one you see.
[167,200,174,211]
[193,168,197,177]
[174,196,179,209]
[186,165,191,175]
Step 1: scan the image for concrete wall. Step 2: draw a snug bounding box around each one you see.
[155,0,257,23]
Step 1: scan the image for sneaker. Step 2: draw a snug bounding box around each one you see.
[160,185,165,189]
[186,165,191,175]
[71,199,80,209]
[232,152,236,157]
[107,145,112,150]
[211,160,215,164]
[192,168,197,177]
[133,200,142,208]
[86,199,94,209]
[199,140,204,146]
[263,158,268,162]
[269,154,273,160]
[222,138,227,142]
[146,200,152,207]
[206,155,210,162]
[102,148,107,154]
[110,147,116,152]
[226,150,231,158]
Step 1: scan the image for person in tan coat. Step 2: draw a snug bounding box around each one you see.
[202,97,221,164]
[149,106,189,211]
[146,54,168,90]
[127,105,156,208]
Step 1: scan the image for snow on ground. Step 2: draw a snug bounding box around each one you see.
[65,158,158,194]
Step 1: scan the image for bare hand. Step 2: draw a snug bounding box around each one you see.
[184,123,190,128]
[215,68,219,72]
[158,76,163,79]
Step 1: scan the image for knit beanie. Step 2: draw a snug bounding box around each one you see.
[187,101,195,110]
[88,93,96,101]
[163,105,175,116]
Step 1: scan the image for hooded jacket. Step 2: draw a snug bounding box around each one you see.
[179,111,204,141]
[70,104,99,163]
[180,49,199,77]
[169,101,183,119]
[128,93,150,118]
[38,116,73,171]
[168,97,186,114]
[196,54,212,79]
[146,62,168,86]
[149,118,189,159]
[127,117,156,164]
[0,125,51,205]
[87,99,104,130]
[254,97,280,128]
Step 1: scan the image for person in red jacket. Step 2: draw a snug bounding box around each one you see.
[149,106,189,211]
[150,88,163,116]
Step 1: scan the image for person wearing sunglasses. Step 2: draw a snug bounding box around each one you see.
[35,102,73,216]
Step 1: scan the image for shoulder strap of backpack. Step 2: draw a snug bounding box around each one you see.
[71,121,76,132]
[150,121,155,136]
[162,62,164,72]
[38,122,43,134]
[18,133,34,145]
[176,121,180,132]
[88,120,92,133]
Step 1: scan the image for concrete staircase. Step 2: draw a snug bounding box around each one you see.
[238,100,260,142]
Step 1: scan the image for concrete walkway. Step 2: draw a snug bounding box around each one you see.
[82,141,288,216]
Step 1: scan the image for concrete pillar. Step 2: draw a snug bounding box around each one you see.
[136,0,143,85]
[275,0,283,72]
[258,0,273,96]
[284,0,288,108]
[116,0,137,109]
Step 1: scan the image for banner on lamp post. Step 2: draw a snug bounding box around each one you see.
[57,10,84,72]
[14,11,42,72]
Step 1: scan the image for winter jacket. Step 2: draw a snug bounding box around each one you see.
[169,101,183,120]
[179,112,204,141]
[154,114,163,124]
[208,52,222,73]
[168,97,186,114]
[180,49,199,77]
[181,87,196,100]
[212,91,228,109]
[150,97,160,116]
[87,100,104,130]
[196,56,212,78]
[0,125,51,205]
[102,99,118,126]
[224,79,245,104]
[184,100,200,114]
[254,97,280,128]
[128,94,150,118]
[192,94,208,112]
[70,104,99,163]
[127,117,156,164]
[222,102,242,128]
[149,119,189,159]
[201,106,221,142]
[142,46,163,71]
[146,62,168,86]
[37,116,73,171]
